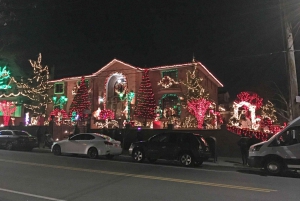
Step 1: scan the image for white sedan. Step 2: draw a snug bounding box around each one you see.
[51,133,122,159]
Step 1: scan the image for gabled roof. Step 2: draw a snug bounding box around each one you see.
[49,59,223,87]
[141,60,223,87]
[92,59,137,76]
[49,59,137,83]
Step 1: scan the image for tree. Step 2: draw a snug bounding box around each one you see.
[181,62,210,129]
[0,100,16,126]
[69,76,91,120]
[134,69,156,125]
[10,53,52,115]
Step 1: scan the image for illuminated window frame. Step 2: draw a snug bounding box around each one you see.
[54,82,64,94]
[161,69,178,81]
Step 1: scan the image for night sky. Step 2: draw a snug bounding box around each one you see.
[3,0,300,101]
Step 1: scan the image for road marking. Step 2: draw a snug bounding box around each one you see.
[0,187,66,201]
[0,158,277,193]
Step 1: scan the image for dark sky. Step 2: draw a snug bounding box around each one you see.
[4,0,300,101]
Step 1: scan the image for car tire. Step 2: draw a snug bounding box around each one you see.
[264,158,283,176]
[132,149,145,163]
[106,155,114,159]
[179,153,194,167]
[87,147,98,159]
[147,158,157,163]
[194,159,204,166]
[5,142,13,150]
[52,145,61,156]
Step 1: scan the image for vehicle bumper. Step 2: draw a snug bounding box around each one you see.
[194,151,211,161]
[248,156,264,168]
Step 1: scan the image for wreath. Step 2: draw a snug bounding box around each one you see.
[158,76,179,88]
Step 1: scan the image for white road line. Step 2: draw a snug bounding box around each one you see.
[0,188,66,201]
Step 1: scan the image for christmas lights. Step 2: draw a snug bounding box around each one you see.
[157,76,179,88]
[69,76,91,120]
[0,101,16,126]
[134,69,156,125]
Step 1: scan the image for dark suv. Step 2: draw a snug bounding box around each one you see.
[128,132,211,167]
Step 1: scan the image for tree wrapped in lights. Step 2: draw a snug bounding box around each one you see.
[12,53,52,115]
[181,63,210,129]
[69,76,91,120]
[0,101,16,126]
[261,100,277,123]
[134,69,156,125]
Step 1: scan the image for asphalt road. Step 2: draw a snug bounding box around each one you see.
[0,149,299,201]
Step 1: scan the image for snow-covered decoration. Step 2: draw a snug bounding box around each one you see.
[157,76,179,88]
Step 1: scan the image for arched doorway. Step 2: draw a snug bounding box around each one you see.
[104,72,128,120]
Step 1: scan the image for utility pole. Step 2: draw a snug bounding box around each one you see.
[280,0,300,120]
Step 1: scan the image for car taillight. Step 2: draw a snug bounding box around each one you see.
[104,141,113,146]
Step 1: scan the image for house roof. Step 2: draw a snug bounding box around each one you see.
[49,59,223,87]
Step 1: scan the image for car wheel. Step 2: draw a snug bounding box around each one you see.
[132,149,145,162]
[264,158,283,176]
[194,159,204,166]
[147,158,157,163]
[106,155,114,159]
[179,153,193,167]
[5,142,13,150]
[87,147,98,159]
[52,145,61,156]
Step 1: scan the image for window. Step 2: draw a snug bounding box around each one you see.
[83,134,95,140]
[77,79,89,88]
[272,126,300,146]
[70,134,83,140]
[14,131,30,136]
[0,131,12,135]
[54,83,64,94]
[162,70,178,81]
[150,133,169,143]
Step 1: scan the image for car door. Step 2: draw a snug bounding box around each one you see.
[0,130,13,146]
[76,134,96,154]
[146,133,169,159]
[159,133,179,160]
[272,126,300,167]
[65,134,84,154]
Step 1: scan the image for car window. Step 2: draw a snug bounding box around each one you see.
[83,134,95,140]
[275,126,300,146]
[70,134,84,140]
[14,131,30,136]
[1,131,13,135]
[150,133,169,143]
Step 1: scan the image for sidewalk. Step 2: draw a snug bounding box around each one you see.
[204,157,249,168]
[33,147,249,169]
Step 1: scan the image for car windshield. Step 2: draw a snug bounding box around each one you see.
[14,131,31,136]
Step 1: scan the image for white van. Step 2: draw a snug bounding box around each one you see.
[248,116,300,175]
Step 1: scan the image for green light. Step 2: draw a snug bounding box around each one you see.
[53,97,57,101]
[0,66,11,89]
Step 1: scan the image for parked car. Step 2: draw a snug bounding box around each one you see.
[129,132,211,167]
[248,116,300,175]
[51,133,122,159]
[0,130,38,151]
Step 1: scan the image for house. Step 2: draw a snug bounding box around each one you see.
[47,59,223,129]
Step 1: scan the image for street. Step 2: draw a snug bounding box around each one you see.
[0,149,299,201]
